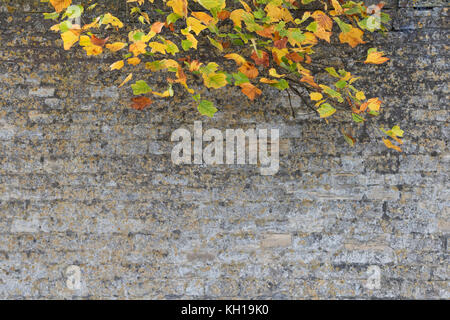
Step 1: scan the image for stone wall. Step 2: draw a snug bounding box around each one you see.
[0,0,448,299]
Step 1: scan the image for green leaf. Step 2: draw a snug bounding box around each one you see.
[166,13,181,24]
[335,80,347,89]
[59,20,72,33]
[271,79,289,90]
[198,100,218,117]
[181,40,192,51]
[197,0,225,11]
[43,12,59,20]
[232,72,249,85]
[131,80,151,95]
[306,21,318,32]
[352,113,365,123]
[325,67,340,78]
[334,17,352,33]
[317,103,336,118]
[64,5,83,19]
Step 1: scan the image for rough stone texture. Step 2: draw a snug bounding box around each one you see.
[0,0,448,299]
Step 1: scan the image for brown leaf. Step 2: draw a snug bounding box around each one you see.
[131,96,152,110]
[91,35,109,47]
[251,50,269,67]
[274,37,288,49]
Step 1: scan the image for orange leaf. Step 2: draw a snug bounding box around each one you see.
[339,27,365,48]
[383,138,402,152]
[238,63,259,79]
[50,0,71,13]
[240,83,262,101]
[151,21,165,34]
[365,49,390,64]
[218,10,231,20]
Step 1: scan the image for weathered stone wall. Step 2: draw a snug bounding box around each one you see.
[0,0,448,299]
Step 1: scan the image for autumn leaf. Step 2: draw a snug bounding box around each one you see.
[238,63,258,79]
[128,57,141,66]
[151,21,165,34]
[251,50,269,67]
[268,68,285,78]
[365,48,390,64]
[383,138,402,152]
[50,0,72,13]
[118,73,133,88]
[110,60,124,70]
[317,103,336,118]
[187,17,207,35]
[203,73,228,89]
[367,98,382,112]
[191,11,214,25]
[166,0,188,17]
[131,96,152,110]
[90,35,108,47]
[339,27,365,48]
[106,42,127,52]
[61,30,79,50]
[310,92,323,101]
[224,53,246,65]
[240,83,262,100]
[198,100,218,117]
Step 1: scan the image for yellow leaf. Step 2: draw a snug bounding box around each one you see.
[339,27,365,48]
[310,92,323,101]
[365,49,390,64]
[312,11,333,31]
[269,68,285,78]
[106,42,127,52]
[129,41,147,56]
[119,73,133,88]
[239,0,252,12]
[181,29,198,49]
[128,57,141,65]
[191,11,215,25]
[166,0,188,17]
[110,60,124,70]
[102,13,123,28]
[260,78,278,84]
[203,73,227,89]
[61,30,79,50]
[152,90,171,97]
[230,9,247,27]
[391,125,404,137]
[50,0,72,13]
[331,0,344,15]
[224,53,246,65]
[265,3,293,23]
[186,17,208,35]
[367,97,382,112]
[148,42,167,54]
[355,91,366,100]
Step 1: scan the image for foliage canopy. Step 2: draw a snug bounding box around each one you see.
[41,0,404,150]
